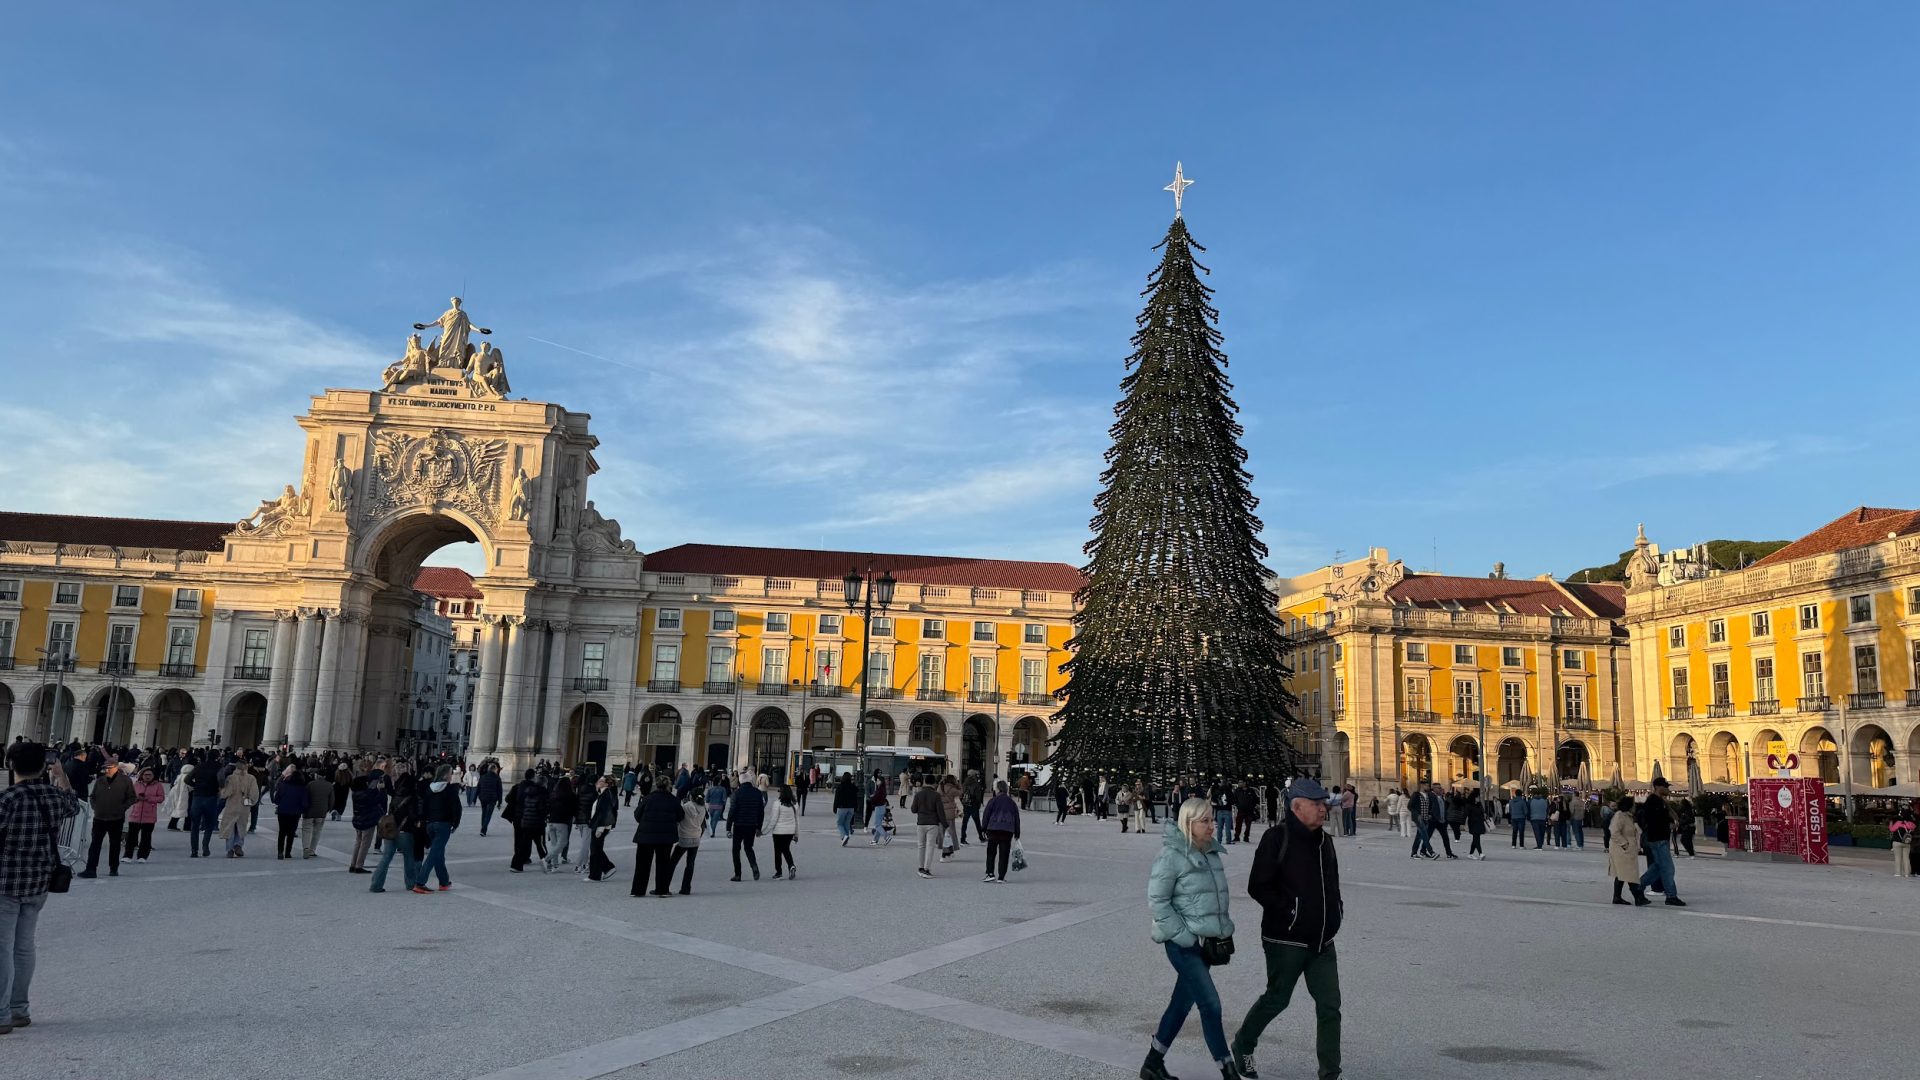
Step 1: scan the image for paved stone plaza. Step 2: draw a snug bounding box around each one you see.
[16,811,1915,1079]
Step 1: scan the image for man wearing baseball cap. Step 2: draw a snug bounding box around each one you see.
[1635,776,1685,906]
[1231,775,1343,1080]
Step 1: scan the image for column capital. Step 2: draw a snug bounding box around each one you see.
[274,609,299,623]
[547,619,572,635]
[213,609,237,622]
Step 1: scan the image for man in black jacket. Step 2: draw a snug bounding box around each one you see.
[505,770,548,873]
[544,775,576,872]
[1232,776,1342,1080]
[727,781,765,881]
[1636,777,1685,906]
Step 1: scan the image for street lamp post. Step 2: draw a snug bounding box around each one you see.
[844,562,897,808]
[34,645,71,745]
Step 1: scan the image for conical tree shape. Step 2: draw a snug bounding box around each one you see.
[1046,215,1299,785]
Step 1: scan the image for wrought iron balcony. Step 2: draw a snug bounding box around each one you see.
[38,656,75,673]
[158,662,197,678]
[1666,706,1694,722]
[1401,710,1440,725]
[1707,703,1734,719]
[703,680,735,694]
[1563,715,1598,730]
[1454,712,1483,727]
[806,684,842,698]
[1848,691,1886,710]
[1909,689,1920,708]
[968,689,1002,704]
[232,665,271,681]
[916,688,955,702]
[1751,698,1781,716]
[644,679,676,693]
[757,682,789,696]
[1019,692,1053,706]
[1499,713,1536,729]
[1797,695,1832,712]
[98,660,135,676]
[868,687,899,700]
[576,676,611,692]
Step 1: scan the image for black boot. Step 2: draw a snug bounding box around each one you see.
[1612,880,1629,905]
[1630,883,1651,907]
[1140,1045,1178,1080]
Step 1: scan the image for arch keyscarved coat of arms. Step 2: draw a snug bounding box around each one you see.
[364,428,511,528]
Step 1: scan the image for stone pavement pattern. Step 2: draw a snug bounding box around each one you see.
[14,811,1917,1079]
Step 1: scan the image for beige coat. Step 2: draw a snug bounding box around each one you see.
[218,771,261,834]
[1606,810,1641,881]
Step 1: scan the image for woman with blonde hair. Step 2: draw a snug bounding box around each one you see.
[1144,797,1237,1080]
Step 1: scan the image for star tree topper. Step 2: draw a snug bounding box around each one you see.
[1164,161,1194,216]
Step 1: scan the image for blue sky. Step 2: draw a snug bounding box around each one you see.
[3,5,1916,580]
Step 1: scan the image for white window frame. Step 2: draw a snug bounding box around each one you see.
[1021,658,1045,695]
[1670,666,1690,709]
[1854,643,1878,694]
[814,646,837,684]
[1404,675,1428,711]
[1754,657,1775,701]
[172,587,201,612]
[652,643,678,683]
[1710,661,1730,705]
[973,620,995,643]
[166,625,196,666]
[1668,626,1685,649]
[1801,651,1824,698]
[818,614,842,636]
[1453,644,1474,665]
[1798,604,1820,632]
[656,608,682,631]
[582,642,607,680]
[1405,642,1427,663]
[1501,646,1522,668]
[1023,623,1045,645]
[1562,649,1583,670]
[1455,678,1478,716]
[866,648,892,689]
[46,619,76,660]
[1562,682,1585,720]
[113,584,142,609]
[707,645,734,684]
[919,652,943,689]
[710,609,737,632]
[107,623,136,666]
[922,618,945,639]
[0,577,20,602]
[970,655,994,692]
[0,617,16,660]
[761,646,787,685]
[1848,594,1874,626]
[1708,618,1726,645]
[870,616,893,638]
[242,628,270,669]
[1752,611,1771,637]
[54,582,82,607]
[763,612,789,634]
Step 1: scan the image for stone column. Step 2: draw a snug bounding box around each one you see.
[320,612,369,751]
[994,723,1015,785]
[944,714,964,769]
[0,698,15,744]
[497,617,533,763]
[469,617,506,758]
[128,704,155,749]
[262,611,298,746]
[201,610,235,740]
[306,610,345,752]
[538,621,571,760]
[284,609,325,748]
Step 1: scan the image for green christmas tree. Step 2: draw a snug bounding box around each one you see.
[1046,209,1300,785]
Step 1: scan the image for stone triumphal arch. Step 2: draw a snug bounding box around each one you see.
[207,298,646,769]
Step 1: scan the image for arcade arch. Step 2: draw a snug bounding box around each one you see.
[750,707,789,780]
[1707,730,1744,785]
[226,691,267,750]
[1400,733,1434,790]
[88,686,136,746]
[908,712,945,753]
[1496,737,1528,785]
[962,714,995,779]
[693,706,733,771]
[1447,734,1480,784]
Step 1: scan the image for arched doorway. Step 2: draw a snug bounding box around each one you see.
[962,714,994,779]
[1800,726,1840,783]
[1011,716,1047,768]
[1667,733,1696,782]
[1708,730,1744,784]
[1496,737,1528,785]
[863,710,896,748]
[1400,734,1433,790]
[908,712,944,753]
[227,691,267,750]
[1909,725,1920,785]
[693,706,732,771]
[750,707,789,781]
[1556,740,1591,782]
[806,709,840,751]
[1326,730,1350,788]
[89,686,136,746]
[634,703,673,771]
[32,685,75,745]
[1447,734,1481,784]
[1750,727,1785,781]
[0,684,13,743]
[153,689,196,748]
[1852,724,1895,789]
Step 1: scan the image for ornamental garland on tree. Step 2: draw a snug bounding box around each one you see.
[1045,213,1300,785]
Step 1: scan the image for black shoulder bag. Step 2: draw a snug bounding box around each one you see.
[45,815,72,894]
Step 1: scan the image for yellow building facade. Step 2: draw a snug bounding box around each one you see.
[1623,509,1920,793]
[1276,549,1633,802]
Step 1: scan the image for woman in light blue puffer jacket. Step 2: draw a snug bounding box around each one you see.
[1143,796,1236,1080]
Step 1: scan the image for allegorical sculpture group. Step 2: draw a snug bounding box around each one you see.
[382,296,511,398]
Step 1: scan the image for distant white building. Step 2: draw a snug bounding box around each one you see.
[415,567,483,757]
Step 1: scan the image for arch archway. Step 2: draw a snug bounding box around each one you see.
[356,510,490,588]
[1011,716,1047,768]
[0,683,13,742]
[1556,740,1591,782]
[1852,723,1895,789]
[1400,733,1434,789]
[863,709,896,748]
[1799,726,1840,783]
[153,689,197,748]
[88,686,137,747]
[1496,737,1528,785]
[1667,733,1696,782]
[693,706,733,771]
[634,703,674,771]
[1447,734,1481,784]
[1750,727,1785,781]
[1707,730,1744,784]
[226,691,268,750]
[806,708,841,751]
[30,684,75,745]
[962,714,995,779]
[908,712,944,753]
[750,707,789,781]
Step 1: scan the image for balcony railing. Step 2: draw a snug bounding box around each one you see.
[1401,710,1440,725]
[1667,706,1693,722]
[1563,716,1599,730]
[806,684,842,698]
[576,676,611,692]
[1908,689,1920,708]
[968,689,1002,704]
[1454,712,1483,727]
[644,679,677,693]
[1019,692,1053,706]
[1848,691,1886,710]
[703,680,735,695]
[98,660,135,676]
[1707,703,1734,719]
[158,662,197,678]
[232,665,271,681]
[757,682,789,696]
[868,687,899,700]
[917,688,955,702]
[1797,695,1833,712]
[0,657,13,671]
[38,657,75,673]
[1751,698,1781,716]
[1499,714,1536,729]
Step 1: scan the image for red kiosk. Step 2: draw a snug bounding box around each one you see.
[1739,753,1829,865]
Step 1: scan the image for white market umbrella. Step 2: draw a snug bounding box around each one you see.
[1686,756,1705,799]
[1651,760,1665,784]
[1609,763,1624,789]
[1577,761,1592,792]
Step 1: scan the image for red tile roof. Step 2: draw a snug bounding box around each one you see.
[1560,582,1626,619]
[412,566,482,599]
[644,543,1087,593]
[0,511,230,552]
[1388,574,1597,618]
[1751,506,1920,568]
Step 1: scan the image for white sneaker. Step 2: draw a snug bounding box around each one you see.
[983,874,997,883]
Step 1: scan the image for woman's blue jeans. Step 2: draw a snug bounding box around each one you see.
[1156,940,1230,1062]
[370,831,420,891]
[836,808,854,838]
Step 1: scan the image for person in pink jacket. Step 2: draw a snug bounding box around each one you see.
[126,767,168,863]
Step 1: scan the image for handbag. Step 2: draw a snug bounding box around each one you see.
[45,820,72,895]
[1010,839,1027,872]
[1199,935,1235,967]
[376,814,399,841]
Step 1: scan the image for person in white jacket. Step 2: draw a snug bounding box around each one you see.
[767,785,800,880]
[161,763,193,832]
[1385,789,1402,835]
